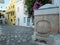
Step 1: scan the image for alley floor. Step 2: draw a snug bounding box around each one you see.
[0,24,60,45]
[0,24,37,45]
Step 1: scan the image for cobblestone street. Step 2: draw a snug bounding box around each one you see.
[0,24,37,45]
[0,24,60,45]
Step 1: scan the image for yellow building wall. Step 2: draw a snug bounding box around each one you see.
[6,0,16,25]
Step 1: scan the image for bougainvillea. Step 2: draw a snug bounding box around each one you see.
[25,0,52,18]
[33,0,42,10]
[32,0,43,15]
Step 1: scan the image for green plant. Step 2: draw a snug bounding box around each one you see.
[25,0,52,18]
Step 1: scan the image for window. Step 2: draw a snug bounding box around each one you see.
[12,12,14,15]
[11,19,13,22]
[14,19,16,21]
[8,14,9,19]
[24,17,26,23]
[11,12,12,16]
[13,5,15,8]
[11,12,14,16]
[27,18,30,26]
[11,6,12,8]
[9,7,10,9]
[18,18,20,25]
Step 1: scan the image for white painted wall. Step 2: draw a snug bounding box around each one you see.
[16,0,32,27]
[34,5,59,15]
[52,0,60,6]
[34,0,60,15]
[16,0,26,26]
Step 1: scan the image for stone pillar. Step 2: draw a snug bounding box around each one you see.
[34,4,59,34]
[32,4,59,44]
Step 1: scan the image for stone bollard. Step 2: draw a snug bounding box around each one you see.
[32,3,59,45]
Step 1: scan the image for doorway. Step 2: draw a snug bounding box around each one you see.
[27,18,30,26]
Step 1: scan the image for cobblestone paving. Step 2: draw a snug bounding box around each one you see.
[0,25,60,45]
[0,24,37,45]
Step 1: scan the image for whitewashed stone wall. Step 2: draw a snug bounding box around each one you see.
[33,0,60,43]
[32,0,60,44]
[34,4,59,33]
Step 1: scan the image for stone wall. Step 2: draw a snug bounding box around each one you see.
[35,14,59,34]
[33,0,60,44]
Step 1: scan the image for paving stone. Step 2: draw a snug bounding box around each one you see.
[22,39,27,42]
[0,25,38,45]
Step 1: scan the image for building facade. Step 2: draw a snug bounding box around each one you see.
[0,10,5,24]
[16,0,34,27]
[6,0,16,25]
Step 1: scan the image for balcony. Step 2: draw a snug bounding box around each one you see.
[6,9,15,13]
